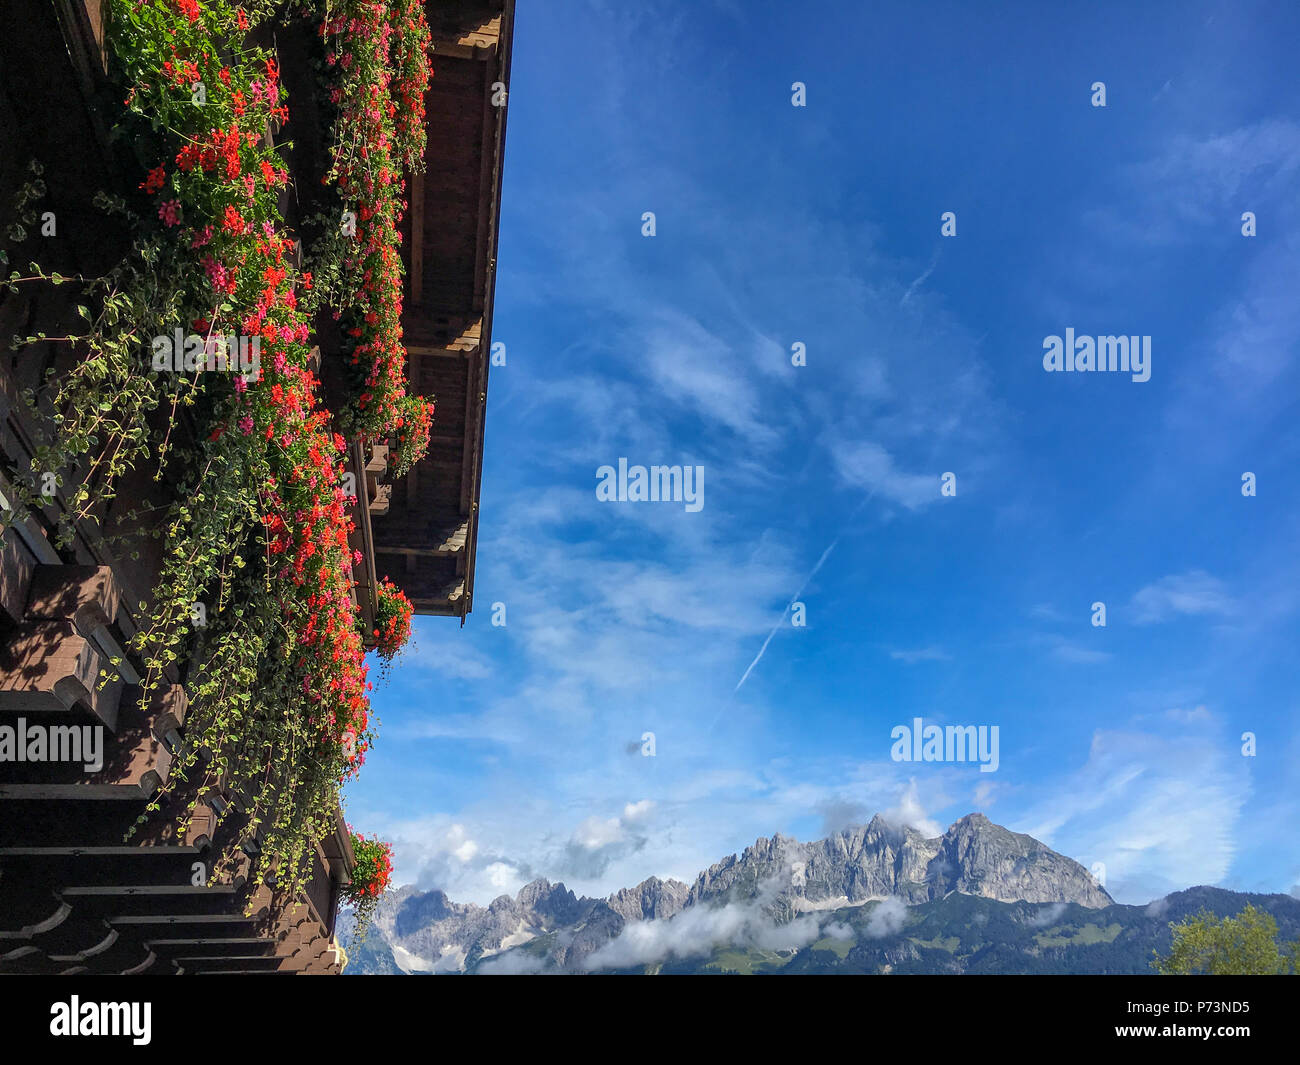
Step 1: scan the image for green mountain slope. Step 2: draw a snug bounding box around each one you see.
[638,888,1300,975]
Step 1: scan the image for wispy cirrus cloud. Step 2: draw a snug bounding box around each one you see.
[1130,571,1234,625]
[1021,718,1251,903]
[889,646,951,664]
[1026,632,1110,664]
[829,440,941,510]
[641,312,781,449]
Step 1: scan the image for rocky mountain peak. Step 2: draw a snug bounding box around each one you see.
[353,812,1114,973]
[929,813,1111,908]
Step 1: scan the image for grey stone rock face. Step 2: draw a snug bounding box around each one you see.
[351,813,1112,972]
[606,876,690,921]
[683,813,1109,912]
[924,813,1112,908]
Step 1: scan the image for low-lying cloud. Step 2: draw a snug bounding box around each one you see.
[864,896,909,938]
[1027,902,1069,928]
[582,895,823,971]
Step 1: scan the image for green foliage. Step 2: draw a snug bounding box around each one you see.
[1035,922,1122,948]
[1154,903,1299,975]
[341,832,393,942]
[0,0,396,904]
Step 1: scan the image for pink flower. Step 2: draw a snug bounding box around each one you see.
[201,255,230,293]
[159,200,181,226]
[238,415,254,434]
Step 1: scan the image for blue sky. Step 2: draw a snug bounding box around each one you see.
[344,0,1300,906]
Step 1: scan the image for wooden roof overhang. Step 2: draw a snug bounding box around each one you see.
[370,0,515,621]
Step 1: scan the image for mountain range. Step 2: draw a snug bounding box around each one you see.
[340,813,1300,974]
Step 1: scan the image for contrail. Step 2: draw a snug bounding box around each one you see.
[732,537,839,694]
[900,247,940,307]
[721,493,876,717]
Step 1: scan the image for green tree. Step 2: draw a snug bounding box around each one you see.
[1154,904,1298,975]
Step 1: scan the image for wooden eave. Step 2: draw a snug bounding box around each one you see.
[370,0,514,622]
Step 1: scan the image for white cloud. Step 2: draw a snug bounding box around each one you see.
[830,440,940,510]
[1078,120,1300,249]
[560,801,657,880]
[1047,637,1111,664]
[1164,706,1214,726]
[1129,119,1300,230]
[889,646,950,664]
[1021,723,1251,903]
[864,897,909,938]
[452,836,479,863]
[582,894,822,971]
[406,626,494,680]
[1131,571,1234,625]
[823,920,854,941]
[973,780,1002,809]
[573,816,625,851]
[880,780,943,838]
[478,952,549,975]
[623,799,655,822]
[1027,902,1068,928]
[372,817,535,902]
[641,313,779,449]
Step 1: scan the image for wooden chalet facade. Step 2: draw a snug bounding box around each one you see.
[0,0,511,974]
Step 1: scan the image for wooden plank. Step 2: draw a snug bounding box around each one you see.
[409,169,425,304]
[430,41,489,62]
[472,54,495,313]
[0,783,154,801]
[0,846,207,888]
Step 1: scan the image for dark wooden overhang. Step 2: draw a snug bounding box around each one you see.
[371,0,514,621]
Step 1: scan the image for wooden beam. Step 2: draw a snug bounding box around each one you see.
[460,355,482,514]
[407,343,478,358]
[409,169,424,304]
[429,41,493,62]
[472,51,497,313]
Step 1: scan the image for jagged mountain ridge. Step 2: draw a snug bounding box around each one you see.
[343,812,1113,973]
[690,813,1111,911]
